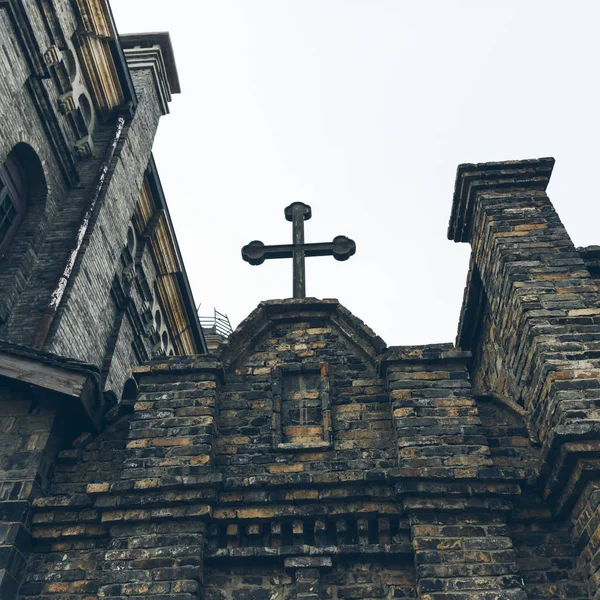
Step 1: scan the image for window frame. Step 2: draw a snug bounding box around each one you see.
[272,362,333,451]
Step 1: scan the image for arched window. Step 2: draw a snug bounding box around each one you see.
[0,150,29,257]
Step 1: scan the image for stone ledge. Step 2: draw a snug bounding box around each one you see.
[541,436,600,518]
[32,494,92,510]
[284,556,333,569]
[68,466,530,506]
[402,496,514,513]
[99,503,211,523]
[276,441,332,452]
[205,544,411,560]
[379,344,471,373]
[205,538,414,568]
[132,356,224,379]
[390,465,525,482]
[448,157,555,243]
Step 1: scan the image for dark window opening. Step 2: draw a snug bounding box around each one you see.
[0,150,29,257]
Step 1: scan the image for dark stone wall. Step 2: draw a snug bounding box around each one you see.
[0,381,61,599]
[3,13,600,594]
[461,182,600,446]
[450,159,600,598]
[47,65,163,395]
[216,312,395,476]
[0,7,71,329]
[474,396,538,479]
[0,0,185,399]
[570,481,600,600]
[204,560,417,600]
[17,299,574,600]
[510,500,588,599]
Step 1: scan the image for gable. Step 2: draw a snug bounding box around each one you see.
[218,298,386,367]
[213,299,394,481]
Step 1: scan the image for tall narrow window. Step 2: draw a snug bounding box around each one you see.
[0,151,28,257]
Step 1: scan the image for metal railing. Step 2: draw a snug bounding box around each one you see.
[199,308,233,339]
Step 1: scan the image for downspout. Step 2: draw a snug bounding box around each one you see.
[32,113,128,350]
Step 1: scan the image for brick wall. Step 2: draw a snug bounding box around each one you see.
[16,299,554,599]
[0,382,60,599]
[47,66,163,394]
[570,480,600,598]
[204,560,417,600]
[449,158,600,598]
[0,0,188,401]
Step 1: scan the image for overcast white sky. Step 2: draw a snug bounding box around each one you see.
[112,0,600,347]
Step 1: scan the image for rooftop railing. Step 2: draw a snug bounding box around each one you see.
[199,309,233,339]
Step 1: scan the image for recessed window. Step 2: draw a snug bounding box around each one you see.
[272,362,332,451]
[63,47,77,81]
[78,93,92,126]
[126,227,136,254]
[154,310,162,330]
[0,150,28,257]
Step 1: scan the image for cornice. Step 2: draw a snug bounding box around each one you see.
[448,157,555,244]
[122,45,171,115]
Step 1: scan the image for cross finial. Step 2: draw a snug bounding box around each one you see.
[242,202,356,299]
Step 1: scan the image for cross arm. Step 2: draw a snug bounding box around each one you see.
[242,236,356,266]
[305,236,356,261]
[242,241,294,265]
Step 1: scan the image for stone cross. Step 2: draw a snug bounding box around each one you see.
[242,202,356,299]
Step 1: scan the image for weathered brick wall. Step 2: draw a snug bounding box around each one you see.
[5,123,121,346]
[103,317,137,394]
[47,66,164,395]
[474,396,538,479]
[122,365,220,481]
[383,345,492,476]
[570,480,600,599]
[204,560,417,599]
[17,299,562,600]
[0,7,71,328]
[0,0,185,401]
[0,382,59,599]
[409,507,526,600]
[380,345,529,599]
[216,302,394,476]
[511,497,588,599]
[449,159,600,598]
[451,161,600,447]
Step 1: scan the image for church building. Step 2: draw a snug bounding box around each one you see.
[1,0,599,599]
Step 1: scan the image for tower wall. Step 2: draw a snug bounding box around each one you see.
[0,0,204,402]
[450,158,600,598]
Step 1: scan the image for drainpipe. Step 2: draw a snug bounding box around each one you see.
[32,113,128,350]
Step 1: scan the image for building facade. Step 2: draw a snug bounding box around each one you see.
[0,0,206,596]
[1,1,600,600]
